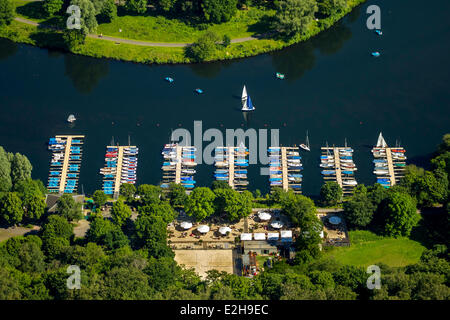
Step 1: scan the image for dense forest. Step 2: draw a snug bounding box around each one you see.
[0,134,449,300]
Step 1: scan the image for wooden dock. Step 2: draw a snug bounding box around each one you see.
[372,144,406,187]
[269,146,302,193]
[320,146,357,196]
[58,136,73,193]
[113,147,124,197]
[281,148,288,191]
[50,135,84,194]
[161,144,196,191]
[385,148,396,186]
[228,147,235,189]
[175,146,182,184]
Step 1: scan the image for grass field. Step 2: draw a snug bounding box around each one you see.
[3,0,368,64]
[97,8,275,42]
[324,230,426,267]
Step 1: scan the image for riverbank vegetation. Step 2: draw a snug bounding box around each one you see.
[0,134,449,300]
[0,0,367,64]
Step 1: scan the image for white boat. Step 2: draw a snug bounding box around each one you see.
[241,86,255,111]
[376,132,388,148]
[340,159,354,163]
[182,169,196,174]
[343,180,358,186]
[67,114,76,123]
[300,130,311,151]
[374,170,389,175]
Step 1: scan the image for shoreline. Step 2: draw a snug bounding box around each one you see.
[0,0,366,64]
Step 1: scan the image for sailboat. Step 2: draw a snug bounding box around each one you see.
[67,114,76,123]
[376,132,388,148]
[241,86,255,111]
[300,130,310,151]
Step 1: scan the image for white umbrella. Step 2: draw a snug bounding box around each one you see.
[329,216,342,225]
[258,211,271,221]
[271,221,284,229]
[218,227,232,235]
[197,225,210,233]
[180,221,192,229]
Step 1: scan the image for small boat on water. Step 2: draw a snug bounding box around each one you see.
[372,51,380,57]
[195,88,203,94]
[374,170,389,175]
[300,130,311,151]
[343,180,358,186]
[321,170,336,175]
[67,114,76,123]
[375,29,382,36]
[165,77,174,83]
[241,85,255,111]
[276,72,285,79]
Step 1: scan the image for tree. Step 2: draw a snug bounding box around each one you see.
[125,0,147,14]
[134,215,173,258]
[120,183,136,202]
[187,31,220,62]
[202,0,237,23]
[379,192,419,237]
[92,190,107,208]
[103,267,152,299]
[157,0,177,12]
[110,199,132,227]
[14,179,46,220]
[63,28,87,50]
[222,34,231,47]
[139,202,177,224]
[0,146,12,192]
[17,242,46,274]
[343,193,375,228]
[214,188,252,221]
[0,192,23,225]
[43,0,63,16]
[41,215,74,241]
[282,192,317,226]
[167,183,187,207]
[185,187,216,221]
[318,0,347,16]
[211,180,231,190]
[0,0,14,26]
[137,184,162,205]
[10,153,32,186]
[320,181,342,206]
[273,0,318,36]
[70,0,98,34]
[98,0,117,23]
[0,268,21,299]
[56,194,83,221]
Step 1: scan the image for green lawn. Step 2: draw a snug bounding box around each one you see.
[97,8,275,43]
[324,230,425,267]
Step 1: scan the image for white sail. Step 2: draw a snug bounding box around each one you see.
[242,85,247,104]
[67,114,76,123]
[376,132,387,148]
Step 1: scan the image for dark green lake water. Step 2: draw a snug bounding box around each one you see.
[0,0,449,196]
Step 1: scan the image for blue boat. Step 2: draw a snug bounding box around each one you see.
[321,170,336,175]
[182,184,195,188]
[342,171,354,175]
[340,156,352,160]
[373,159,387,163]
[195,88,203,94]
[288,174,303,178]
[270,178,282,181]
[160,184,169,188]
[165,77,174,83]
[289,156,301,159]
[371,51,380,57]
[375,29,382,36]
[216,177,228,180]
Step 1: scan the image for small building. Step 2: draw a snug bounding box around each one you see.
[45,194,85,214]
[242,240,278,255]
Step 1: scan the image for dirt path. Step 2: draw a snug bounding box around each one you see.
[0,225,40,242]
[14,17,260,47]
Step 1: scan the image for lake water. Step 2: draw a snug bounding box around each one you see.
[0,0,449,196]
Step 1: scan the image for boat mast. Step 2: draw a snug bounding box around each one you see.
[306,130,310,149]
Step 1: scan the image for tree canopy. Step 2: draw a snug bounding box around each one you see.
[185,187,216,221]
